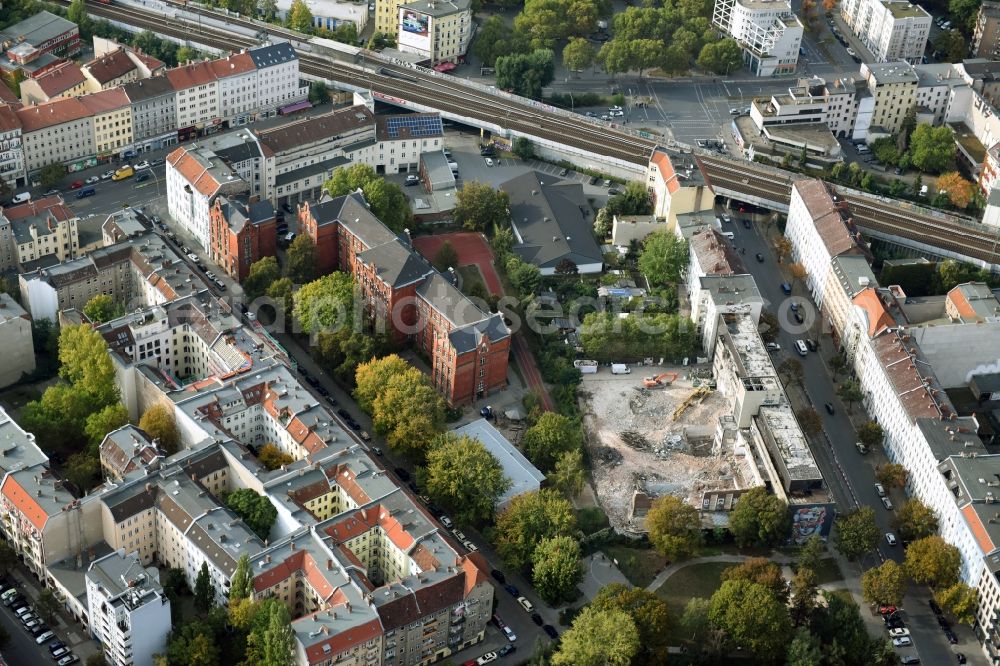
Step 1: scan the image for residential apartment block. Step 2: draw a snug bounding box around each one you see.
[646,146,714,227]
[974,1,1000,59]
[840,0,930,63]
[86,549,171,666]
[248,42,306,115]
[208,195,277,281]
[0,194,80,272]
[80,88,134,158]
[376,0,472,65]
[299,192,511,405]
[0,11,81,85]
[82,46,165,94]
[16,96,95,173]
[749,76,862,144]
[0,293,34,389]
[122,75,178,154]
[711,0,802,77]
[860,61,918,134]
[19,60,87,105]
[166,144,250,251]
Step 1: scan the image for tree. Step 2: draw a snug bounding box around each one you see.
[862,560,907,607]
[789,565,818,626]
[258,443,293,470]
[354,355,410,413]
[267,278,294,319]
[307,80,330,105]
[563,37,595,73]
[35,589,60,623]
[522,412,582,472]
[875,463,908,491]
[645,495,702,561]
[85,403,129,447]
[175,46,198,64]
[453,181,511,232]
[909,124,956,174]
[789,262,808,282]
[936,171,975,208]
[837,379,864,411]
[552,607,639,666]
[511,137,535,161]
[230,554,254,604]
[786,628,824,666]
[778,358,804,385]
[139,404,181,454]
[433,241,458,272]
[258,0,279,20]
[934,582,978,625]
[598,39,632,77]
[834,506,879,561]
[494,489,577,571]
[425,433,511,524]
[39,163,66,190]
[244,257,281,302]
[638,230,688,286]
[194,562,215,613]
[729,486,790,547]
[550,449,586,497]
[795,407,822,437]
[495,49,555,98]
[721,557,789,604]
[506,257,542,296]
[260,600,294,666]
[708,579,792,658]
[589,584,669,661]
[759,311,779,343]
[798,534,825,572]
[679,597,724,656]
[292,272,355,336]
[473,15,515,67]
[696,38,743,75]
[284,234,318,284]
[324,164,411,233]
[67,0,90,30]
[934,28,968,63]
[287,0,313,32]
[531,535,582,604]
[59,324,118,407]
[226,489,278,540]
[905,535,961,589]
[857,421,884,449]
[894,499,939,542]
[64,452,100,492]
[85,654,107,666]
[774,236,792,262]
[661,43,690,75]
[369,367,445,457]
[83,294,123,323]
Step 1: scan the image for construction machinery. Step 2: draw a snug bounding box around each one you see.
[642,372,678,388]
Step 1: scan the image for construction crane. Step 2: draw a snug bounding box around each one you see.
[642,372,678,388]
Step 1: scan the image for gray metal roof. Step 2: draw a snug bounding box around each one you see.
[248,42,297,69]
[356,237,433,288]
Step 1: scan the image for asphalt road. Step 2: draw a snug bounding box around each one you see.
[724,208,982,666]
[0,597,69,664]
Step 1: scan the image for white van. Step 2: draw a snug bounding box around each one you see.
[795,340,809,356]
[856,144,869,153]
[611,364,631,374]
[721,231,735,240]
[11,192,30,204]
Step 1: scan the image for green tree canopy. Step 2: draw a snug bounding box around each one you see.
[505,256,542,297]
[432,241,458,272]
[495,49,555,98]
[494,489,577,571]
[696,38,742,75]
[292,272,355,336]
[875,462,908,490]
[550,449,586,497]
[580,311,696,362]
[230,553,254,604]
[857,421,884,449]
[590,583,670,663]
[708,579,792,658]
[226,489,278,540]
[721,557,789,604]
[893,498,939,542]
[354,355,409,412]
[453,181,511,232]
[861,560,907,608]
[243,257,281,302]
[139,404,181,454]
[473,15,520,67]
[284,234,318,284]
[257,443,294,471]
[39,163,66,189]
[551,607,640,666]
[522,412,582,472]
[59,324,119,407]
[531,535,583,604]
[909,124,956,174]
[785,628,824,666]
[425,433,511,524]
[638,230,688,287]
[645,495,702,561]
[729,486,791,547]
[354,356,445,457]
[934,582,978,625]
[563,37,596,72]
[834,506,879,561]
[904,535,961,589]
[85,403,129,447]
[83,294,124,324]
[194,562,216,614]
[324,164,412,233]
[287,0,313,32]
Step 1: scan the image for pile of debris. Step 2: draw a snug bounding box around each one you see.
[620,430,650,450]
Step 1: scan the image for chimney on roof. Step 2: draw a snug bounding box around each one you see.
[327,558,333,570]
[291,541,296,551]
[265,554,271,563]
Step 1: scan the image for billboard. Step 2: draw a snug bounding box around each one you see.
[398,8,431,52]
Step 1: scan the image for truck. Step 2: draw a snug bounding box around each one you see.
[112,165,134,181]
[573,359,598,374]
[611,364,630,375]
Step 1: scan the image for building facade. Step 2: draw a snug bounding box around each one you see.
[840,0,930,63]
[711,0,802,77]
[166,144,250,251]
[0,104,25,189]
[0,194,80,271]
[122,76,178,154]
[974,1,1000,59]
[0,293,34,389]
[80,88,134,159]
[208,195,277,281]
[16,96,94,173]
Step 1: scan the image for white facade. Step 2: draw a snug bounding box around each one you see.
[166,145,249,251]
[19,105,95,173]
[86,550,171,666]
[173,77,220,131]
[0,293,35,389]
[712,0,802,76]
[0,109,25,189]
[213,54,259,126]
[841,0,931,63]
[248,43,307,115]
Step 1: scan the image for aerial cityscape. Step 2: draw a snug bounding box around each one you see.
[0,0,999,664]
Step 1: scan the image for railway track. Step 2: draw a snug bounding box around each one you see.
[62,0,1000,266]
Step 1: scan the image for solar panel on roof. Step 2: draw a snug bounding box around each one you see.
[386,115,442,139]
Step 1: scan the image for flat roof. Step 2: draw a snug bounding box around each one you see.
[451,419,545,507]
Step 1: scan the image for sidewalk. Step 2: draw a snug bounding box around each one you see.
[7,567,99,661]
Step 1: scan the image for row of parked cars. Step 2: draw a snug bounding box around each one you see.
[0,581,78,664]
[879,601,965,664]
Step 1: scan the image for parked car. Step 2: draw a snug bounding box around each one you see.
[530,613,543,626]
[69,180,84,190]
[765,342,780,352]
[885,533,898,546]
[440,515,453,528]
[875,483,886,496]
[85,175,100,185]
[476,653,498,665]
[824,402,835,415]
[35,630,55,644]
[371,447,382,456]
[517,597,534,613]
[136,172,151,183]
[51,647,69,659]
[888,628,910,638]
[503,626,516,642]
[485,158,494,167]
[490,569,505,583]
[929,600,943,615]
[945,629,958,644]
[498,645,516,658]
[900,657,920,665]
[405,174,419,186]
[57,655,79,666]
[359,431,371,442]
[48,640,66,654]
[135,160,150,170]
[892,637,912,647]
[503,584,519,597]
[755,252,765,262]
[543,625,559,639]
[956,653,967,664]
[881,496,893,510]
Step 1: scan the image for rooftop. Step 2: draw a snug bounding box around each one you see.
[690,229,745,275]
[401,0,471,16]
[884,0,930,19]
[248,42,297,69]
[0,405,47,476]
[0,11,77,47]
[871,328,949,421]
[257,105,374,155]
[376,113,443,142]
[700,274,762,306]
[793,180,859,257]
[16,96,91,132]
[948,282,1000,322]
[865,61,919,85]
[756,403,823,483]
[356,237,434,289]
[721,312,776,379]
[121,75,176,103]
[831,254,877,299]
[29,61,85,98]
[83,48,137,84]
[167,144,247,198]
[87,549,165,611]
[452,419,544,507]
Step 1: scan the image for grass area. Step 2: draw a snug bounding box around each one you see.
[576,506,609,535]
[600,545,667,589]
[655,561,730,613]
[456,265,486,296]
[814,557,844,586]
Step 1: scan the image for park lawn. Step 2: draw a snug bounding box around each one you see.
[655,561,731,616]
[576,507,609,535]
[600,545,667,589]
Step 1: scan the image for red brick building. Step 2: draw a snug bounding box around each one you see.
[299,193,510,405]
[208,195,277,281]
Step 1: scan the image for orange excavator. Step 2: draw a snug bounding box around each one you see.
[642,372,678,388]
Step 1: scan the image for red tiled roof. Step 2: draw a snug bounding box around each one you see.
[963,504,995,555]
[852,287,894,338]
[1,475,47,531]
[0,104,21,132]
[304,618,382,665]
[83,48,137,84]
[78,88,130,114]
[871,331,943,421]
[132,51,165,73]
[4,195,75,222]
[793,180,858,257]
[324,464,371,506]
[461,552,489,597]
[166,146,223,197]
[30,61,85,97]
[165,61,217,91]
[208,52,256,78]
[16,96,91,132]
[650,148,680,195]
[253,548,306,593]
[0,85,20,107]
